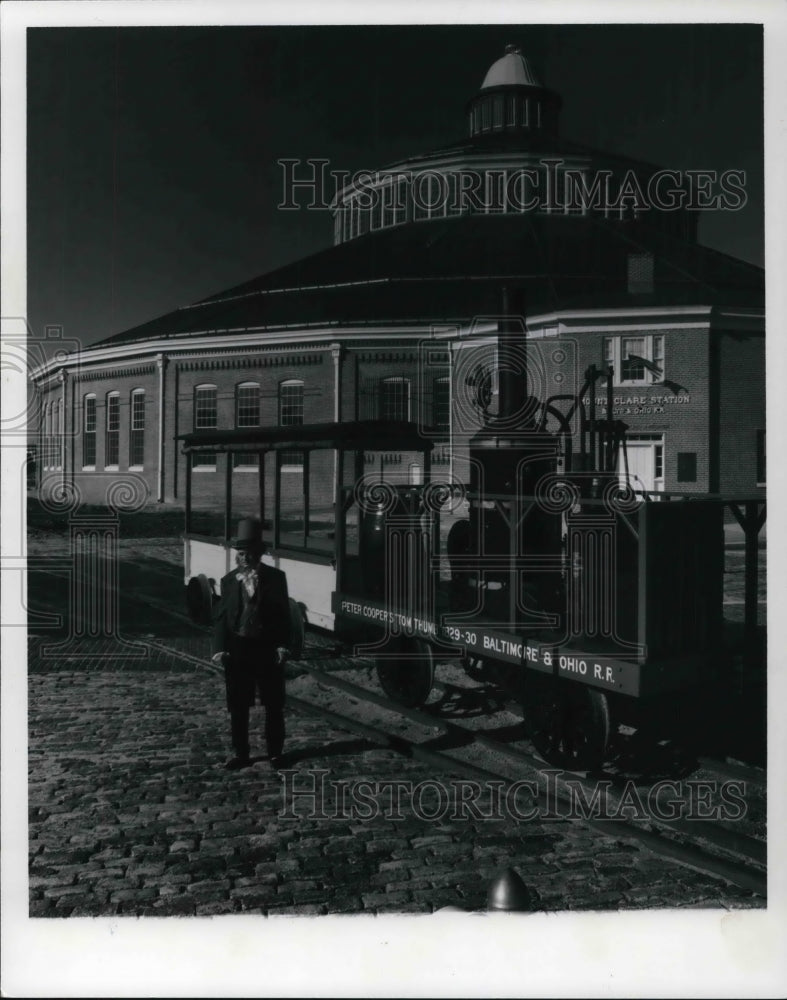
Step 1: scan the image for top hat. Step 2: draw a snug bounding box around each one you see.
[233,517,265,550]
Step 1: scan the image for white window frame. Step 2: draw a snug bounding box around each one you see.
[55,398,63,470]
[279,379,304,472]
[82,394,97,470]
[193,383,218,471]
[381,377,411,422]
[234,380,260,471]
[194,384,218,429]
[233,379,261,471]
[104,391,120,470]
[434,377,451,430]
[603,334,665,386]
[129,388,145,470]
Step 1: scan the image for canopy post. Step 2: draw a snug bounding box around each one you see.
[224,452,233,544]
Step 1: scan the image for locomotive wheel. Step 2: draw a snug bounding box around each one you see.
[523,674,610,772]
[376,636,434,708]
[288,599,306,660]
[186,574,214,625]
[462,656,487,681]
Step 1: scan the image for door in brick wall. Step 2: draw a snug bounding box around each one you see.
[618,436,664,496]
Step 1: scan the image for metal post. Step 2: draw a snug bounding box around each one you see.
[605,365,614,472]
[743,500,762,671]
[224,451,233,544]
[588,367,597,473]
[303,450,310,548]
[334,448,345,588]
[274,451,281,549]
[185,451,192,534]
[264,451,267,538]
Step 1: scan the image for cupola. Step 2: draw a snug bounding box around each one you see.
[466,44,561,138]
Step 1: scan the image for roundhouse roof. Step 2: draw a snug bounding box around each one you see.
[93,213,763,349]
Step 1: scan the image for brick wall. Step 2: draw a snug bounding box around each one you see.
[173,351,332,512]
[448,325,719,494]
[36,320,764,519]
[38,366,160,508]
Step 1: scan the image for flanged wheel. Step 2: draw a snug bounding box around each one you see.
[461,656,487,681]
[186,574,214,625]
[376,636,434,708]
[523,673,610,772]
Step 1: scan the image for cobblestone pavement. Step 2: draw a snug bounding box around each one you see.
[27,637,763,918]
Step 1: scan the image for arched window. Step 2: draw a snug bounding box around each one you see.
[54,398,63,469]
[279,379,304,426]
[47,401,54,470]
[279,379,304,470]
[433,377,450,430]
[194,384,217,429]
[493,96,503,129]
[235,382,260,428]
[105,392,120,468]
[382,179,394,228]
[234,382,260,469]
[37,403,44,472]
[129,389,145,468]
[193,384,217,470]
[82,394,97,468]
[46,403,55,469]
[381,377,410,422]
[41,402,49,470]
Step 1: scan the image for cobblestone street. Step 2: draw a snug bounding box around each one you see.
[27,639,762,919]
[10,526,779,996]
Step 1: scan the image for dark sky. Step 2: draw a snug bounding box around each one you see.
[27,23,764,353]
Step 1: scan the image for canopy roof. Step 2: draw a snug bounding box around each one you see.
[179,420,434,453]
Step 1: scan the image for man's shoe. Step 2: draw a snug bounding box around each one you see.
[225,755,251,771]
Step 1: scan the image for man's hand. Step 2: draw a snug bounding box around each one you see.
[211,651,229,665]
[276,647,289,665]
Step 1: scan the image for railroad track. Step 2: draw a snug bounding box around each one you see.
[141,634,766,898]
[28,560,767,897]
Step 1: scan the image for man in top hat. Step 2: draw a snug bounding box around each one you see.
[211,517,292,770]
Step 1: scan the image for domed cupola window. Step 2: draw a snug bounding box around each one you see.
[466,44,561,139]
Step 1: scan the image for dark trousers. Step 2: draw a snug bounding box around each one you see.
[224,636,286,759]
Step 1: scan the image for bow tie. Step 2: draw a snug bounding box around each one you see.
[236,566,259,598]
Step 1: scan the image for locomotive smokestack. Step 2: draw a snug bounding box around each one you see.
[498,286,527,423]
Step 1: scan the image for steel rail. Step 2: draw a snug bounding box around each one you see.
[27,561,767,892]
[140,635,766,898]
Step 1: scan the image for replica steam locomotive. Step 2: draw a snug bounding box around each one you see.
[182,292,726,771]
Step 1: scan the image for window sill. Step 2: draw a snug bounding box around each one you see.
[81,466,96,472]
[193,467,217,473]
[233,467,259,473]
[104,466,119,472]
[128,465,144,471]
[281,466,304,473]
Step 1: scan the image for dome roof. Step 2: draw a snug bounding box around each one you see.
[481,45,541,89]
